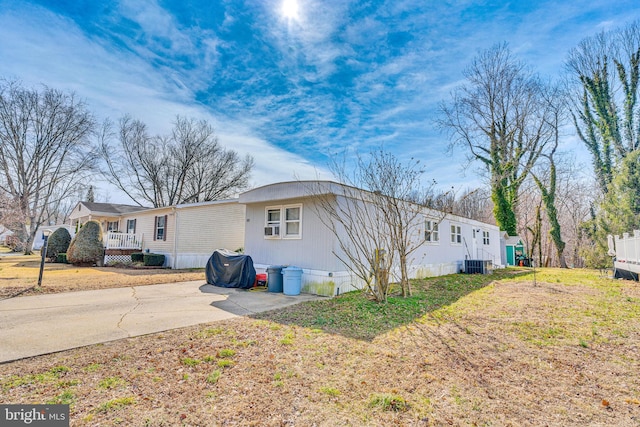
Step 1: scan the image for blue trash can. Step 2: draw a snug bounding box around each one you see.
[267,266,284,293]
[281,266,303,296]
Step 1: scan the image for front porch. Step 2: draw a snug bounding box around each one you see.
[105,231,143,250]
[104,232,143,264]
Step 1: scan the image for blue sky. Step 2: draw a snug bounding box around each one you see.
[1,0,639,203]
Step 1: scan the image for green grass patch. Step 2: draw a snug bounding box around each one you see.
[95,396,136,413]
[83,363,102,372]
[280,331,295,345]
[218,349,236,358]
[206,370,222,384]
[47,390,76,406]
[194,327,224,339]
[181,357,201,367]
[98,376,127,389]
[319,386,340,397]
[217,360,233,368]
[253,270,519,340]
[368,393,409,412]
[1,366,72,391]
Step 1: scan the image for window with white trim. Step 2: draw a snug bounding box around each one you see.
[107,221,119,232]
[284,206,301,236]
[450,224,462,244]
[483,230,490,245]
[126,219,136,234]
[424,219,439,242]
[154,215,167,241]
[265,208,281,237]
[264,204,302,239]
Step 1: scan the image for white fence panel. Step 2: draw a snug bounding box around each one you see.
[614,231,640,263]
[105,232,143,250]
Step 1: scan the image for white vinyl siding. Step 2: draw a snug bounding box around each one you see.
[174,202,245,254]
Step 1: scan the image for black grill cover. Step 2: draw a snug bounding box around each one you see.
[205,250,256,289]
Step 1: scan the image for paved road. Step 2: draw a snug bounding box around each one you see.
[0,281,321,363]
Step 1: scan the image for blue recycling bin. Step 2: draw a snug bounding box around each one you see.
[281,266,303,296]
[267,266,284,293]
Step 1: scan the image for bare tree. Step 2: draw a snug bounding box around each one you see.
[0,80,96,253]
[309,150,437,302]
[439,43,557,236]
[100,115,253,207]
[309,181,395,302]
[452,187,495,223]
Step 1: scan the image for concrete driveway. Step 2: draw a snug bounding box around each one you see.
[0,281,322,363]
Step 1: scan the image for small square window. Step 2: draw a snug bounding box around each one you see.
[425,219,439,242]
[450,225,461,244]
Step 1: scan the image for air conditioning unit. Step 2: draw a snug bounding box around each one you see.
[264,225,280,236]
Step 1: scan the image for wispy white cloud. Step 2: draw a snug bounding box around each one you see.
[2,0,640,199]
[0,1,325,203]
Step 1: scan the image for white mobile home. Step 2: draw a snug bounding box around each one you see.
[31,225,75,251]
[68,200,245,269]
[239,181,503,296]
[117,200,246,269]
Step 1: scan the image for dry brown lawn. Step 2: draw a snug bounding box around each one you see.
[0,253,205,298]
[1,260,639,426]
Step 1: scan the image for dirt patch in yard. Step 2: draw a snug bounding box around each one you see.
[1,269,639,426]
[0,254,205,298]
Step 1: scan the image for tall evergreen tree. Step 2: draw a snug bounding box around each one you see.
[86,186,95,203]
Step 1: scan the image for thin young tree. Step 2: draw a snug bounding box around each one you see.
[0,80,96,253]
[439,43,556,236]
[309,149,437,301]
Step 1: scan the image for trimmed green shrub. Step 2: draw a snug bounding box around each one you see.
[46,228,72,262]
[131,252,144,263]
[56,253,68,264]
[67,220,104,265]
[143,253,165,267]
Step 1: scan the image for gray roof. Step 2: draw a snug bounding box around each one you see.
[81,202,148,215]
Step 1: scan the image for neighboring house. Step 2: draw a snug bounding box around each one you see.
[502,234,526,266]
[239,181,503,297]
[0,225,13,246]
[68,200,245,269]
[69,202,148,233]
[31,225,75,251]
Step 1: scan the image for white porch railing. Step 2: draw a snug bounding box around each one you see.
[613,230,640,263]
[105,232,143,250]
